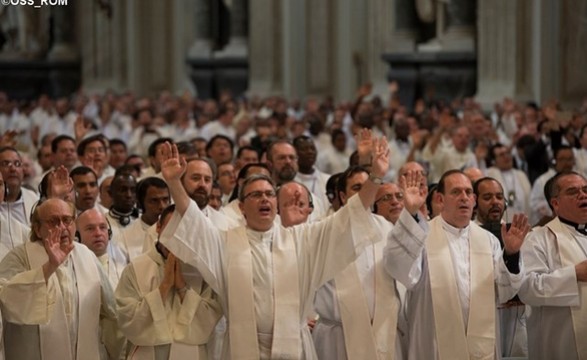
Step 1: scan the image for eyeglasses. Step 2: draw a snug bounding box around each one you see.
[0,160,22,168]
[85,147,106,155]
[559,186,587,198]
[42,215,75,228]
[244,190,277,200]
[375,192,404,203]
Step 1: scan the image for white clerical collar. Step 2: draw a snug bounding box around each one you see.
[246,226,274,245]
[440,216,470,237]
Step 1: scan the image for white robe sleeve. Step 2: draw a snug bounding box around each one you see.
[0,246,55,325]
[159,200,225,296]
[291,194,381,292]
[518,228,580,307]
[383,209,428,289]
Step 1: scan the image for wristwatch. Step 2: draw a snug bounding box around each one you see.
[369,173,383,185]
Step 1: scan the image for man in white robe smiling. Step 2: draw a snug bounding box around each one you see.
[157,129,389,359]
[384,169,530,359]
[519,171,587,360]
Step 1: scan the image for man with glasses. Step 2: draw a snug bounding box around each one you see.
[0,198,121,360]
[0,146,38,226]
[373,182,405,224]
[519,171,587,360]
[158,130,389,359]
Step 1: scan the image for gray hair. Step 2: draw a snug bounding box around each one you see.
[238,174,276,202]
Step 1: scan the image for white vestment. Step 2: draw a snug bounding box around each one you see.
[0,211,29,261]
[383,210,525,360]
[116,248,223,360]
[0,242,121,360]
[486,167,531,223]
[518,219,587,360]
[119,218,151,260]
[0,187,37,226]
[97,241,129,290]
[312,215,406,360]
[160,195,378,359]
[529,169,556,225]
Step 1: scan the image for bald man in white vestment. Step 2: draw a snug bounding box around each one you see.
[157,134,389,359]
[519,171,587,360]
[384,170,530,360]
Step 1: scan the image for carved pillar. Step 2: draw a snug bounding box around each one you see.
[390,0,418,53]
[442,0,476,51]
[188,0,213,59]
[48,3,78,60]
[216,0,248,57]
[476,0,533,106]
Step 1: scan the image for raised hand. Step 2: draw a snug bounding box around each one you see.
[42,228,74,282]
[74,115,91,142]
[502,213,530,255]
[356,128,374,164]
[370,136,390,178]
[0,130,18,147]
[160,142,186,182]
[47,166,74,200]
[159,252,176,300]
[399,170,427,216]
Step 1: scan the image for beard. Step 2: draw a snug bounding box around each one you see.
[190,188,210,209]
[277,166,296,183]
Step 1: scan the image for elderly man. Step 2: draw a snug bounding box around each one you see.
[77,208,128,289]
[373,182,404,224]
[519,171,587,360]
[0,198,121,360]
[116,204,223,359]
[158,130,389,359]
[276,181,314,227]
[384,169,530,359]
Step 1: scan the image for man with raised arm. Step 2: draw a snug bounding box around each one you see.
[384,169,530,359]
[158,129,389,359]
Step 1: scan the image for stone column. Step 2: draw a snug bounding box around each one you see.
[248,0,282,96]
[442,0,476,51]
[476,0,534,106]
[390,0,418,53]
[48,3,78,60]
[188,0,213,59]
[216,0,248,57]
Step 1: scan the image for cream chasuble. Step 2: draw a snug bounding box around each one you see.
[334,239,399,359]
[0,242,113,360]
[545,218,587,359]
[123,249,221,360]
[227,226,301,359]
[427,217,495,360]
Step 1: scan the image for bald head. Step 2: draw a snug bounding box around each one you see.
[277,181,313,227]
[76,208,110,257]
